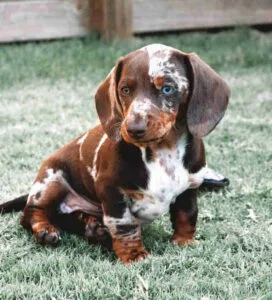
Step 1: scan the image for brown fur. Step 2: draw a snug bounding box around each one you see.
[1,45,230,263]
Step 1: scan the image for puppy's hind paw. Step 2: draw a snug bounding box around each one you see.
[33,224,61,246]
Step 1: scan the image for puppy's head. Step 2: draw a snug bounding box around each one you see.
[95,44,230,144]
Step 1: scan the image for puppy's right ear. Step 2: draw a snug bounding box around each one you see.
[95,58,124,141]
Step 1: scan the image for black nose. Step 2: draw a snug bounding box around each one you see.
[127,122,147,139]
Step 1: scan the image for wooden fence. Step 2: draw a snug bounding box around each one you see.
[0,0,271,42]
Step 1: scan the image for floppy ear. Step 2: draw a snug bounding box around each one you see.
[185,53,230,137]
[95,58,124,141]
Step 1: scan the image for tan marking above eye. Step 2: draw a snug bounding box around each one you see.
[154,77,165,89]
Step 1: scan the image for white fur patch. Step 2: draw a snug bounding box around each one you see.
[59,202,74,214]
[86,166,92,177]
[128,134,213,222]
[203,167,225,181]
[187,166,225,189]
[27,166,103,215]
[77,132,88,145]
[28,169,66,203]
[77,132,89,161]
[45,169,66,184]
[104,208,136,227]
[28,181,46,202]
[59,191,101,215]
[91,133,107,180]
[143,44,189,92]
[104,208,140,240]
[130,98,153,118]
[129,134,190,221]
[188,167,207,189]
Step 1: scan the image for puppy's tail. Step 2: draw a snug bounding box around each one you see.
[0,194,28,214]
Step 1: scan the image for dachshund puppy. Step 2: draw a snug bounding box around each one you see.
[0,44,230,263]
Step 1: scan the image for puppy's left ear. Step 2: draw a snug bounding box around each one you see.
[185,53,230,137]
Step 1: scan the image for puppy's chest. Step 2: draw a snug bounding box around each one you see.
[143,147,189,200]
[127,138,190,221]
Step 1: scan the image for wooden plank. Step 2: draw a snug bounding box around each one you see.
[90,0,132,40]
[132,0,272,33]
[1,0,271,42]
[0,0,88,43]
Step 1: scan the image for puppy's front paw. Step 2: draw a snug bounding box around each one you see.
[113,240,150,264]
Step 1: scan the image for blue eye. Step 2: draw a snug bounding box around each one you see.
[161,85,175,95]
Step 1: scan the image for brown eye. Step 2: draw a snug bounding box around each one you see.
[121,87,130,96]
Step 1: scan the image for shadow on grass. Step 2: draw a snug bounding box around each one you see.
[16,215,173,264]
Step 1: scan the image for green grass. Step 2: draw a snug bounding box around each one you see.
[0,28,272,299]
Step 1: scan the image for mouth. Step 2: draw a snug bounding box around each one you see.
[134,132,168,144]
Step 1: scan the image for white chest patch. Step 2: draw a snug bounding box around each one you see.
[129,135,191,222]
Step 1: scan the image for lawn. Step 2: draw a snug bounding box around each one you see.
[0,28,271,299]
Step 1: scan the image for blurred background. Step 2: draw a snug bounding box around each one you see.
[0,0,271,42]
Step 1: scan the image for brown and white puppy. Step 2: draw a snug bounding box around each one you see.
[0,44,230,263]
